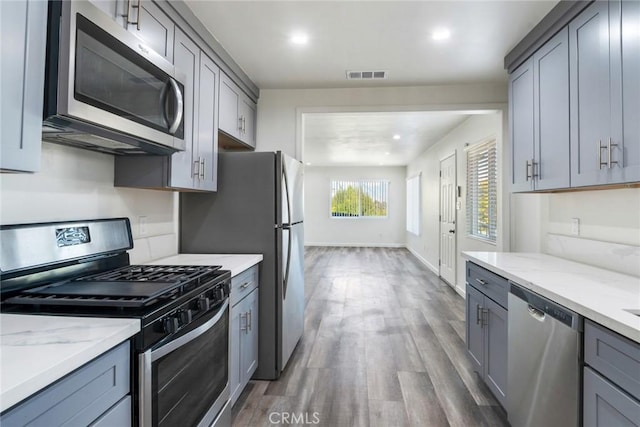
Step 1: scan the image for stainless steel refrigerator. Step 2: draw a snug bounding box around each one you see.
[180,151,304,380]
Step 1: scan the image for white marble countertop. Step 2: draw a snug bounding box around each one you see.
[0,314,140,413]
[462,252,640,343]
[147,254,263,277]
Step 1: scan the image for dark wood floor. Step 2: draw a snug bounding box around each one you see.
[231,247,508,427]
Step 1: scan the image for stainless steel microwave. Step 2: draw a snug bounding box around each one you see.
[43,1,185,155]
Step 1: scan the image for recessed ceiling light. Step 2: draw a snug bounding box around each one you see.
[432,28,451,41]
[393,134,401,140]
[290,32,309,45]
[385,152,390,155]
[305,162,312,166]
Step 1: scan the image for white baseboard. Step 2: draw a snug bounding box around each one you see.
[305,242,405,248]
[406,247,439,275]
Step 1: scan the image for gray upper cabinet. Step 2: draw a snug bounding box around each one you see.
[114,30,220,192]
[509,28,570,192]
[90,0,173,62]
[509,58,535,192]
[570,0,640,187]
[170,28,198,189]
[195,53,220,191]
[219,73,257,149]
[125,0,174,63]
[612,0,640,184]
[0,0,47,173]
[570,1,615,187]
[533,28,570,190]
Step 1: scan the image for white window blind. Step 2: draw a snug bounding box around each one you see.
[406,174,421,235]
[330,179,389,218]
[466,140,497,242]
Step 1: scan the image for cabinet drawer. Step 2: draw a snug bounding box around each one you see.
[2,341,130,426]
[90,395,131,427]
[466,262,509,308]
[585,320,640,401]
[230,265,259,307]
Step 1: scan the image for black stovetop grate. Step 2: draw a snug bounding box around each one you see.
[4,265,223,308]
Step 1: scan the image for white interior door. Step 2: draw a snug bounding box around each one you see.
[439,153,457,286]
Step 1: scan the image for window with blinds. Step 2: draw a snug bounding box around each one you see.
[406,174,421,235]
[330,179,389,218]
[466,140,497,242]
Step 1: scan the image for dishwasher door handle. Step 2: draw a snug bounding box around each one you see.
[527,305,546,322]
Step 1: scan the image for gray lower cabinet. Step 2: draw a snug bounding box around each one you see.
[509,28,570,192]
[219,73,257,149]
[0,0,47,173]
[570,0,640,187]
[583,319,640,427]
[465,262,508,408]
[584,367,640,427]
[1,341,131,426]
[115,29,220,191]
[230,265,260,405]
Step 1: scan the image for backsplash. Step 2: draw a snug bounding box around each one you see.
[545,233,640,278]
[0,142,178,263]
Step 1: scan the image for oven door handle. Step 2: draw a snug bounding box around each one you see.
[151,299,228,362]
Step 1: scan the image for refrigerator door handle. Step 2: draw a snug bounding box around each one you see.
[283,226,292,299]
[282,160,293,299]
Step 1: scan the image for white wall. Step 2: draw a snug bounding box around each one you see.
[256,83,508,160]
[305,166,406,247]
[406,113,504,295]
[510,187,640,275]
[0,143,178,263]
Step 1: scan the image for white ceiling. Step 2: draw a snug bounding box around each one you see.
[185,0,557,166]
[304,111,486,166]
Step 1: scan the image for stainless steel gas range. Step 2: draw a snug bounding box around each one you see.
[0,218,231,427]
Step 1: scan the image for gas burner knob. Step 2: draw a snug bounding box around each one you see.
[197,296,210,311]
[178,309,192,325]
[163,316,180,334]
[214,288,225,301]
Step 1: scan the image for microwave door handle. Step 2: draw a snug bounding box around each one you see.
[168,77,183,135]
[159,80,170,127]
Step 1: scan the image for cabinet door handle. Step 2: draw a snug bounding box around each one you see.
[135,0,142,31]
[240,313,248,332]
[525,160,532,181]
[238,116,243,132]
[240,282,251,289]
[124,0,142,30]
[476,304,482,325]
[475,278,487,286]
[607,137,618,169]
[247,309,252,332]
[200,158,205,179]
[531,159,538,179]
[598,140,607,170]
[482,308,489,327]
[193,159,200,178]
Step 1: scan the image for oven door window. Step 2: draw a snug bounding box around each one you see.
[152,306,228,426]
[74,13,184,139]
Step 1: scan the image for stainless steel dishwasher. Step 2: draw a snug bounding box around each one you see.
[508,283,583,427]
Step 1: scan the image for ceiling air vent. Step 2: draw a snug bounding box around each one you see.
[346,70,387,80]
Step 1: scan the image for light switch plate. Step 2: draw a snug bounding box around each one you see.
[571,218,580,236]
[139,216,148,236]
